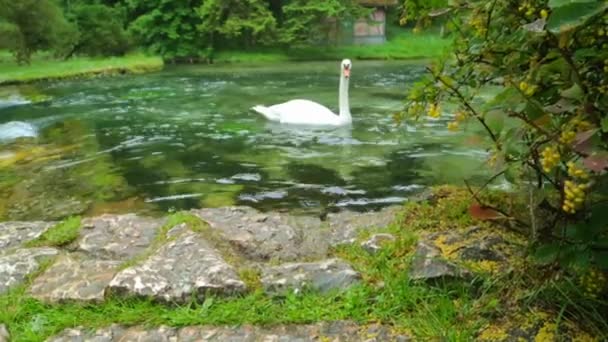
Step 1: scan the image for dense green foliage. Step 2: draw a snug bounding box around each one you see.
[400,0,608,277]
[68,3,131,57]
[0,0,77,64]
[0,0,383,63]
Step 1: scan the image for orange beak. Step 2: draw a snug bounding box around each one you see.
[343,67,350,78]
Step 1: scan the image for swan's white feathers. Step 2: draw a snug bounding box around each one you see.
[252,59,352,127]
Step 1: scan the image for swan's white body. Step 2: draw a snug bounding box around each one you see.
[252,59,353,126]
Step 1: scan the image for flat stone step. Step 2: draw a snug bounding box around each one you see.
[47,322,411,341]
[0,221,54,250]
[108,231,246,303]
[0,247,58,295]
[262,258,361,295]
[191,206,401,262]
[77,214,164,261]
[28,255,120,303]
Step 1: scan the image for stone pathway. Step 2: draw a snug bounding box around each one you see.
[47,321,411,341]
[0,203,535,341]
[0,206,399,302]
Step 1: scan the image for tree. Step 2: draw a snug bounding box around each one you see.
[126,0,206,62]
[399,0,608,276]
[67,3,131,57]
[280,0,370,45]
[197,0,277,49]
[0,0,78,64]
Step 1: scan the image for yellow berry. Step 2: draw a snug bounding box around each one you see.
[540,9,548,19]
[519,81,528,91]
[428,103,441,118]
[447,121,459,132]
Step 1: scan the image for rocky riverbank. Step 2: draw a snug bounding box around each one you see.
[0,188,603,341]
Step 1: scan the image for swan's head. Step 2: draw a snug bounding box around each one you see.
[341,59,352,79]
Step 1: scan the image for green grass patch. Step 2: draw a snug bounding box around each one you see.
[214,30,451,64]
[0,53,163,85]
[26,216,82,248]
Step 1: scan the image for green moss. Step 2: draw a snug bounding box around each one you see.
[26,216,82,247]
[238,268,262,291]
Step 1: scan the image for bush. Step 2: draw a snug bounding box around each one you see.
[398,0,608,276]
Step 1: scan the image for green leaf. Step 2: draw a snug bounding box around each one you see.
[562,246,591,270]
[533,243,560,265]
[549,0,597,9]
[589,203,608,231]
[594,251,608,270]
[485,110,505,135]
[482,87,523,113]
[547,1,608,33]
[602,117,608,132]
[561,84,584,100]
[503,164,521,184]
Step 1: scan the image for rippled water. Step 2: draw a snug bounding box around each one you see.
[0,61,492,217]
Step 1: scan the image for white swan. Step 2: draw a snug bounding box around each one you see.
[252,59,353,126]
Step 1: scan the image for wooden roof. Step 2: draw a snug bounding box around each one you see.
[358,0,398,7]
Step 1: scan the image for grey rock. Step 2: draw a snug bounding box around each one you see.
[409,242,470,281]
[48,322,410,342]
[192,206,402,262]
[46,325,121,342]
[77,214,163,260]
[361,233,396,254]
[29,255,119,303]
[191,207,324,262]
[459,245,505,262]
[261,258,360,294]
[0,324,8,342]
[327,206,401,246]
[108,231,245,303]
[0,221,54,251]
[0,247,58,294]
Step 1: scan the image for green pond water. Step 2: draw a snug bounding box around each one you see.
[0,61,494,219]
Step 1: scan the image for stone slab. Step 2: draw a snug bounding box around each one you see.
[77,214,163,260]
[108,231,245,302]
[0,221,54,251]
[261,258,360,295]
[0,247,58,294]
[29,255,120,303]
[48,322,411,342]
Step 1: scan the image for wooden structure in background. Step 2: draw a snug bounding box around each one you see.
[354,0,398,44]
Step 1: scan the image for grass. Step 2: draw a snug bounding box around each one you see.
[1,187,606,341]
[0,52,163,85]
[25,216,82,248]
[214,30,451,63]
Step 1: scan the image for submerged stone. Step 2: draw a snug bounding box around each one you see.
[108,231,245,303]
[0,221,54,250]
[28,255,120,303]
[261,258,360,295]
[0,247,58,294]
[48,321,411,342]
[77,214,163,260]
[409,242,471,281]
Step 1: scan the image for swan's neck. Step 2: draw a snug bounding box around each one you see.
[339,74,352,124]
